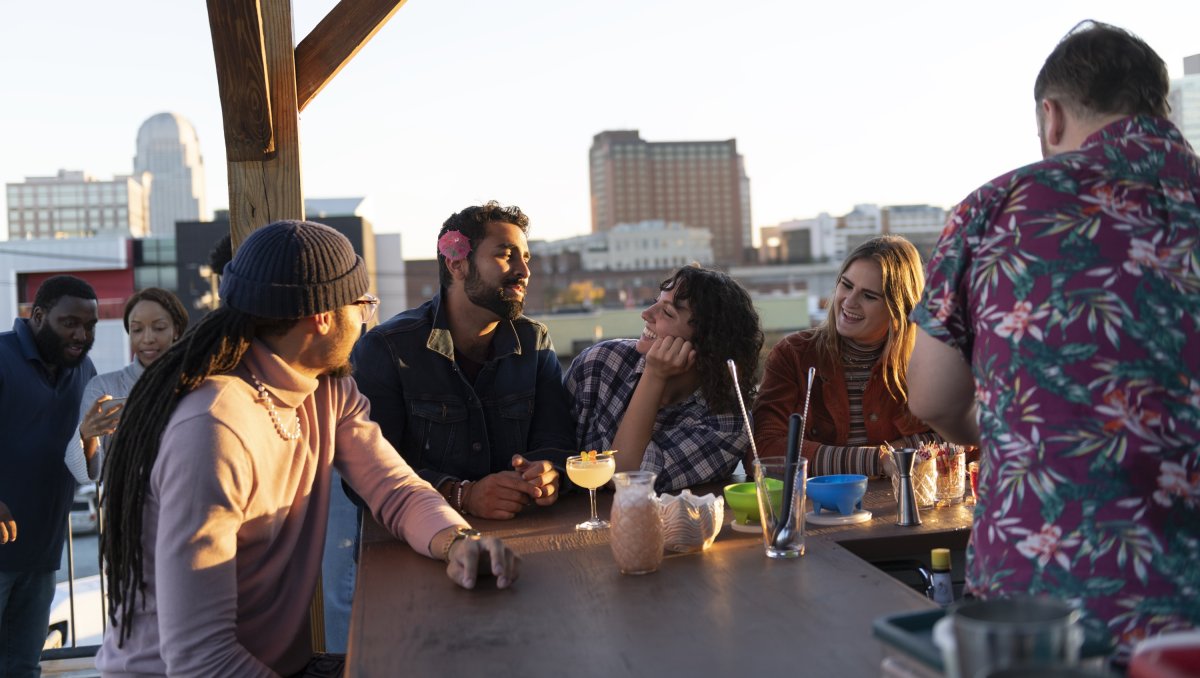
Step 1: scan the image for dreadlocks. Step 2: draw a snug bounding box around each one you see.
[101,305,266,643]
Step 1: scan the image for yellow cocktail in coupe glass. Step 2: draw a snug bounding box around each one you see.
[567,451,617,530]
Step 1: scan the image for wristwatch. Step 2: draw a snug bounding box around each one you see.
[442,526,481,562]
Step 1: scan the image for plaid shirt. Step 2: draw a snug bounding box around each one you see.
[565,339,746,492]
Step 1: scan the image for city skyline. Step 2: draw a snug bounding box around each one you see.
[2,1,1199,261]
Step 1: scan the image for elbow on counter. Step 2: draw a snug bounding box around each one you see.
[907,390,980,448]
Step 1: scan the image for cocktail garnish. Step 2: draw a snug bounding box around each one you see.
[577,449,617,462]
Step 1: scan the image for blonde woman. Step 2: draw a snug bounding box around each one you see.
[752,235,940,476]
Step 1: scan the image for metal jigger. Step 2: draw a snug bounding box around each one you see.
[894,448,922,526]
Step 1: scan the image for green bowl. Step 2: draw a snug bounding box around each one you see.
[723,479,783,525]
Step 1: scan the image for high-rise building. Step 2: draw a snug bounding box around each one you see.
[589,130,751,265]
[134,112,207,237]
[1169,54,1200,151]
[5,170,150,239]
[738,156,754,262]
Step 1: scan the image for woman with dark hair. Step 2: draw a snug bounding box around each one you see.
[566,265,763,492]
[753,235,940,477]
[65,287,189,483]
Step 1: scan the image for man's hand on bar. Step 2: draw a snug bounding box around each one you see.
[512,454,561,507]
[447,534,521,590]
[464,471,539,519]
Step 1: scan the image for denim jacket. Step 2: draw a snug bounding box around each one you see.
[349,293,574,490]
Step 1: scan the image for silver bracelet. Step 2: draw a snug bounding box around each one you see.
[456,480,471,515]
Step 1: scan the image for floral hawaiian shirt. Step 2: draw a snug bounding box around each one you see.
[913,115,1200,659]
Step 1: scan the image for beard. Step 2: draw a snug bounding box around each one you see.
[321,309,358,378]
[465,265,524,321]
[324,362,353,378]
[34,322,92,369]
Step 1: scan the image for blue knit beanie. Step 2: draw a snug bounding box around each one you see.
[219,220,368,318]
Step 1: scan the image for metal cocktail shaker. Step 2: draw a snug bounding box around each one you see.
[894,448,922,526]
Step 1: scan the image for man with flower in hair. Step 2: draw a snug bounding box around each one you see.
[351,200,573,517]
[907,21,1199,662]
[320,202,573,646]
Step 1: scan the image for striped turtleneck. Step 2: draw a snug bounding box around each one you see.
[841,338,885,446]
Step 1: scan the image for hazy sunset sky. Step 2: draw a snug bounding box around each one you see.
[2,1,1197,258]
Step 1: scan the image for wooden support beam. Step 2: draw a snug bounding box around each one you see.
[203,0,411,654]
[206,0,274,160]
[294,0,409,111]
[207,0,305,249]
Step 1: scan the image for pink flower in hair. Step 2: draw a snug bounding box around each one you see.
[438,230,471,262]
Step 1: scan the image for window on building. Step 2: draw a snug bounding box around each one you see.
[135,265,178,290]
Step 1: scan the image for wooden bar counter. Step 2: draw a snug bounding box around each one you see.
[346,481,973,677]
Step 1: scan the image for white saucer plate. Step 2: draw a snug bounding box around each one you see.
[805,509,872,525]
[728,519,761,533]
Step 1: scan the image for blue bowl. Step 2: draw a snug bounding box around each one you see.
[807,474,868,516]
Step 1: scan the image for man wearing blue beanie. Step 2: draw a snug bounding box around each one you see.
[96,220,517,677]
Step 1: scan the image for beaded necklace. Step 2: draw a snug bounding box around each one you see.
[249,371,302,441]
[842,338,885,366]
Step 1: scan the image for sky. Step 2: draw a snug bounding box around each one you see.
[2,1,1198,259]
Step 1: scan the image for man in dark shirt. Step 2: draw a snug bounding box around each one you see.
[0,275,98,676]
[352,201,574,517]
[320,201,574,650]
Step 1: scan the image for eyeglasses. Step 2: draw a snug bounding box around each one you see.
[353,294,380,325]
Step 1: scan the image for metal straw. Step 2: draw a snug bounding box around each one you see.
[797,366,816,451]
[773,367,816,549]
[727,359,760,468]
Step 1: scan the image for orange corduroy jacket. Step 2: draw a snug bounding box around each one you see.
[751,330,930,466]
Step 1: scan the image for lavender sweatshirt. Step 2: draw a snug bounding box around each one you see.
[97,341,466,677]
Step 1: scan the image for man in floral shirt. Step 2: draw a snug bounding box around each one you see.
[907,21,1199,660]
